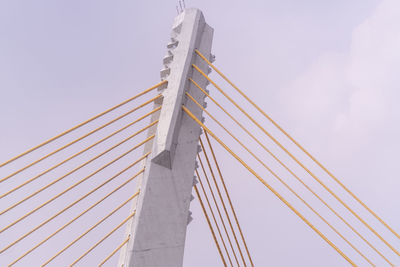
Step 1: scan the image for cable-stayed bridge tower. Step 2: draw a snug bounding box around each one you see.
[118,8,213,267]
[1,6,399,267]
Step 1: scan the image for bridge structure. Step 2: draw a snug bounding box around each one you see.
[0,7,399,267]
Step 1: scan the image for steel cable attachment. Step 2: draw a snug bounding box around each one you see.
[191,94,377,265]
[186,89,389,265]
[8,182,142,266]
[195,48,400,242]
[192,63,400,257]
[183,105,356,267]
[70,211,137,266]
[0,153,149,254]
[0,132,154,233]
[1,107,160,199]
[40,192,140,267]
[0,80,166,168]
[0,95,161,184]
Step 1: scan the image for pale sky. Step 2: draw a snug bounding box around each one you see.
[1,0,400,266]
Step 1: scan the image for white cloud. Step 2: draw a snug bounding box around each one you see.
[276,5,400,264]
[280,0,400,153]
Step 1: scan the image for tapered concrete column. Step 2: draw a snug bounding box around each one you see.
[118,8,213,267]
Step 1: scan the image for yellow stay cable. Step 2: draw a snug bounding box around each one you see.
[192,63,400,257]
[1,106,160,199]
[40,200,139,267]
[98,235,130,266]
[194,184,228,267]
[0,153,149,254]
[195,49,400,242]
[8,178,142,266]
[204,131,252,267]
[1,120,155,213]
[0,133,154,233]
[187,84,391,265]
[183,106,356,266]
[69,212,137,266]
[0,94,161,184]
[199,137,247,267]
[188,95,378,266]
[198,154,240,266]
[0,80,166,168]
[196,168,234,267]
